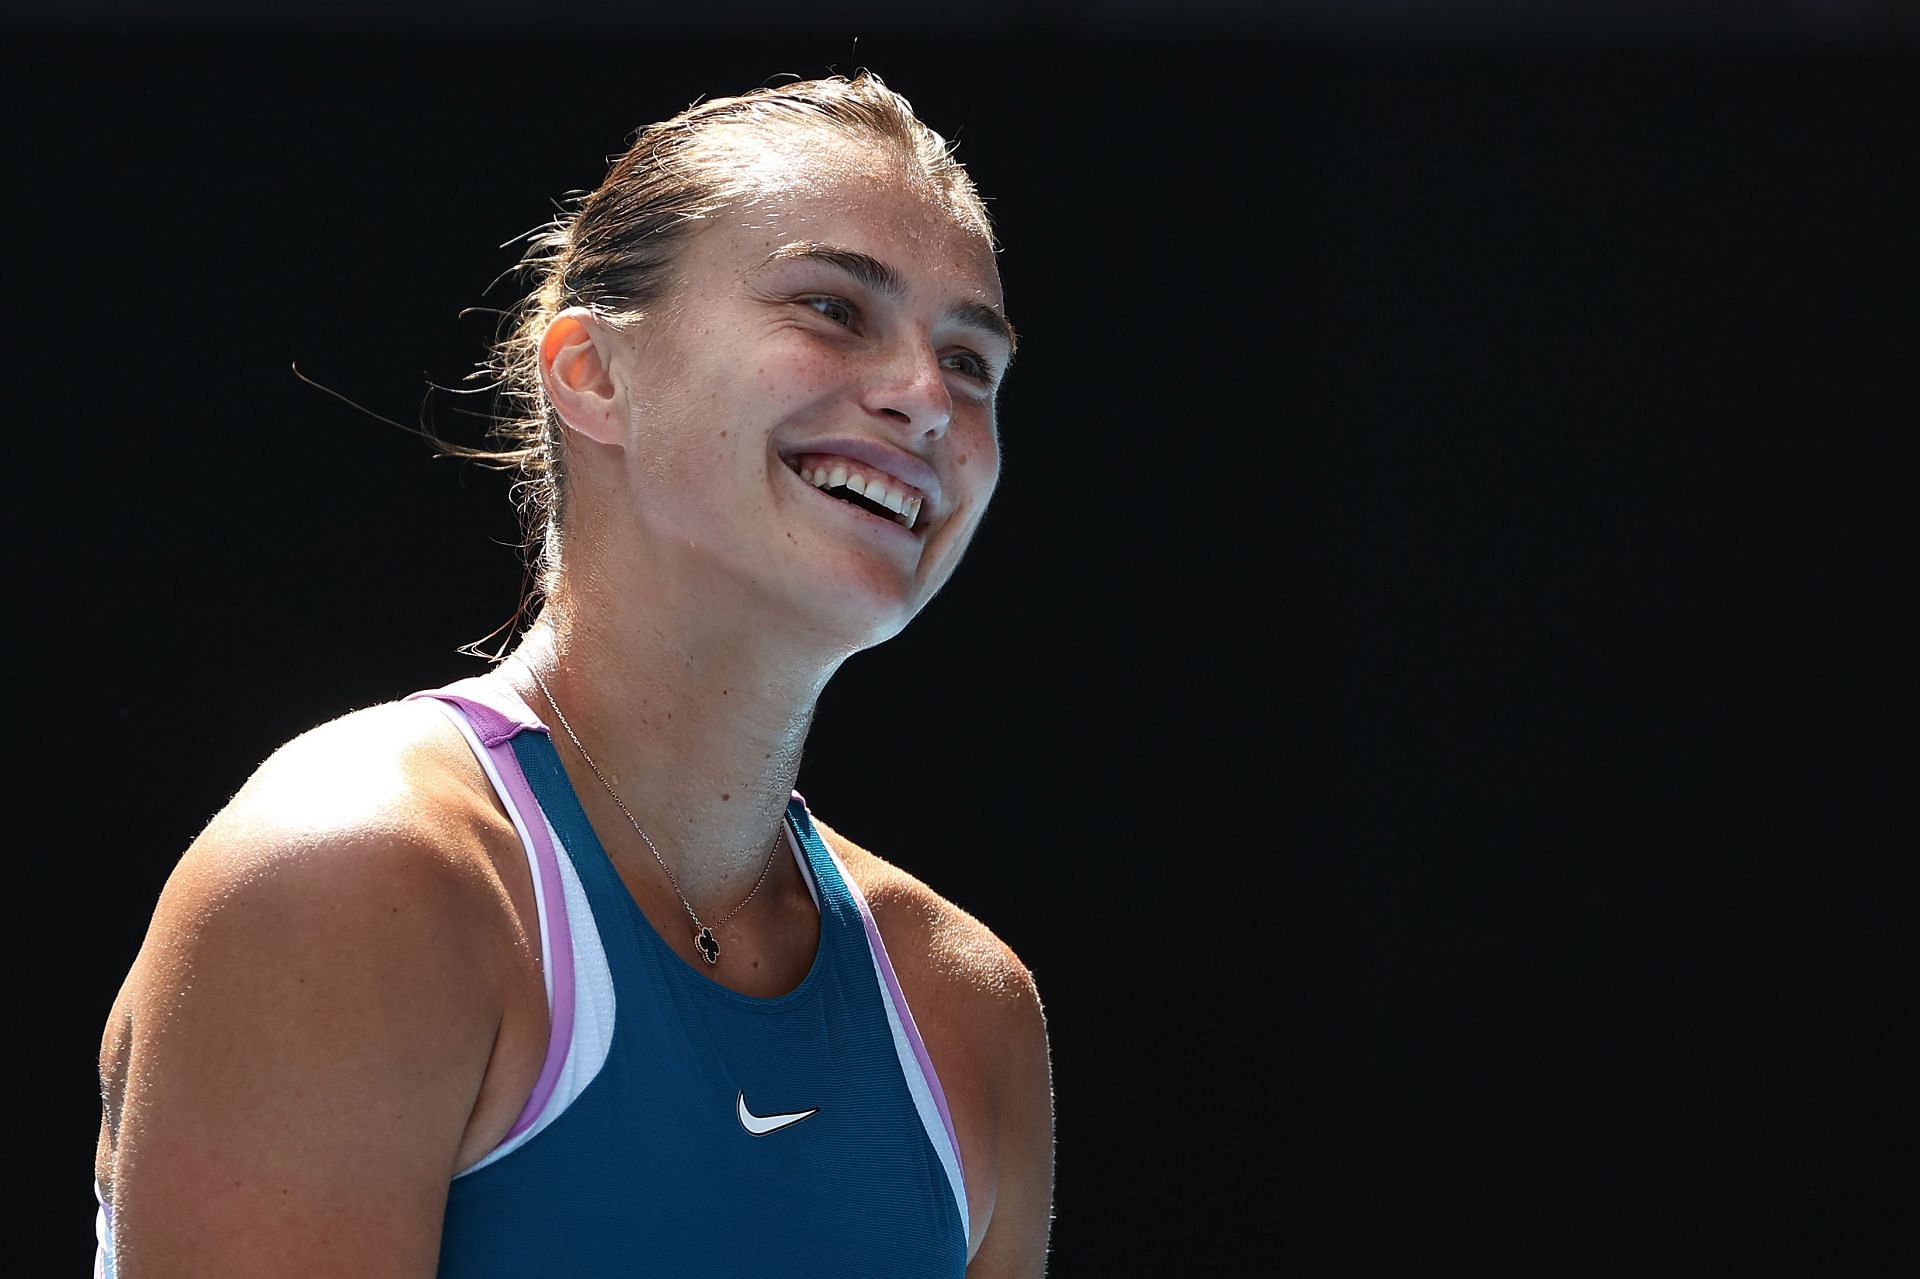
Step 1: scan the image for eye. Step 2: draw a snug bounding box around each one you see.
[943,350,996,384]
[804,296,857,327]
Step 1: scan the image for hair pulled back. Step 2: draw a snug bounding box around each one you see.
[474,72,992,630]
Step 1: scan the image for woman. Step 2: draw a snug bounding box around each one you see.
[95,73,1053,1276]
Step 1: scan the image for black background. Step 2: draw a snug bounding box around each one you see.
[9,4,1915,1273]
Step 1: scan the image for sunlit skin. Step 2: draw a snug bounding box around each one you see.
[553,144,1011,662]
[96,137,1052,1279]
[515,140,1015,915]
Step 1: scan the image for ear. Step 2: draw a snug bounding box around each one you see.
[540,307,626,448]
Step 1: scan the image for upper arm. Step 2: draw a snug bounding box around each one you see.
[101,737,515,1278]
[965,964,1054,1277]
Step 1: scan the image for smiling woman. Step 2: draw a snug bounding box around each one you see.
[93,73,1052,1278]
[480,76,1014,619]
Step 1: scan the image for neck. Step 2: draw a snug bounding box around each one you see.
[501,572,848,909]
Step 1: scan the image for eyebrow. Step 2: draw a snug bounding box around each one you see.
[757,241,1018,358]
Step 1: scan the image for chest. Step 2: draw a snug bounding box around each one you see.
[443,896,971,1275]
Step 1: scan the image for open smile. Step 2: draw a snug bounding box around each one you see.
[782,450,935,534]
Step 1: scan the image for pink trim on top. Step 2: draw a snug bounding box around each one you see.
[810,812,967,1197]
[407,676,574,1144]
[420,674,549,746]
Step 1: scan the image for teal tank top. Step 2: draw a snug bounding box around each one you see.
[92,676,968,1278]
[419,677,970,1276]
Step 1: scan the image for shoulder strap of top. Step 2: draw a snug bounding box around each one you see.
[404,675,576,1146]
[784,796,969,1225]
[406,672,550,748]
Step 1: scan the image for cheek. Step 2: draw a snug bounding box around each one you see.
[750,337,851,410]
[952,419,1003,493]
[642,343,830,468]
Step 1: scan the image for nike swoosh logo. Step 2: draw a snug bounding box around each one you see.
[736,1091,819,1136]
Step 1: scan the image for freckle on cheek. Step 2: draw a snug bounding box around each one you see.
[957,453,971,466]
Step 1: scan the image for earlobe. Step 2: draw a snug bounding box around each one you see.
[541,307,627,448]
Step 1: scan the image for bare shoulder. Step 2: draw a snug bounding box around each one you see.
[200,697,512,872]
[119,698,520,978]
[811,812,1041,1017]
[98,698,531,1276]
[810,813,1054,1276]
[102,694,525,1095]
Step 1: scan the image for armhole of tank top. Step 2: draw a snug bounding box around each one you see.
[420,698,617,1178]
[794,802,971,1232]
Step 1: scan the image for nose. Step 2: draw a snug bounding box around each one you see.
[862,339,952,441]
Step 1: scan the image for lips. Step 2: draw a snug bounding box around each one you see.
[777,437,942,507]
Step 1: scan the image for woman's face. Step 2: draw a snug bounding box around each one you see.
[594,146,1013,649]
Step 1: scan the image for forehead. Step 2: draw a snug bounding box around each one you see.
[688,140,1004,306]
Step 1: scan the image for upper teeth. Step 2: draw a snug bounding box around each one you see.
[798,460,924,530]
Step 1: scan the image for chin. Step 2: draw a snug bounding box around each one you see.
[798,577,928,653]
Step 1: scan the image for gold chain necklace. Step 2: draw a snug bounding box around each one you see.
[526,666,779,965]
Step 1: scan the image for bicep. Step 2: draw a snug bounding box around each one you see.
[105,831,507,1279]
[968,977,1055,1278]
